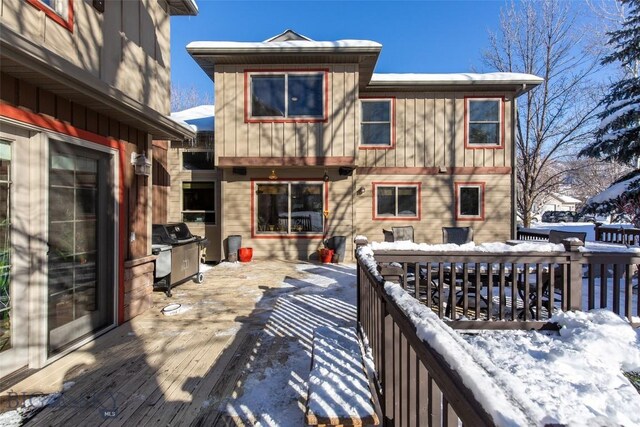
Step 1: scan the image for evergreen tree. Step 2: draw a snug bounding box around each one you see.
[580,0,640,164]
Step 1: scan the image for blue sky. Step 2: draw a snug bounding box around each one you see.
[170,0,513,101]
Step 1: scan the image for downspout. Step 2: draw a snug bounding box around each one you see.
[511,89,520,238]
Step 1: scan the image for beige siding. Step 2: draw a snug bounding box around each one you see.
[353,173,512,244]
[1,0,171,114]
[167,142,222,262]
[214,64,360,162]
[220,168,355,261]
[356,92,514,169]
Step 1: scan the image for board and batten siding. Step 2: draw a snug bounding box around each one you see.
[214,64,360,163]
[1,0,172,114]
[220,168,355,260]
[353,173,512,244]
[356,92,513,169]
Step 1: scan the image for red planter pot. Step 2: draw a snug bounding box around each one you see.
[319,249,334,264]
[238,247,253,263]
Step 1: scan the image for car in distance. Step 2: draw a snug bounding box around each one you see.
[541,210,577,223]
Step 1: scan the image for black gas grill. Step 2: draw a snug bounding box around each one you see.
[151,223,208,296]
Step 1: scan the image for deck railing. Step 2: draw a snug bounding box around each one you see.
[357,251,501,426]
[516,228,549,241]
[595,223,640,246]
[355,237,639,425]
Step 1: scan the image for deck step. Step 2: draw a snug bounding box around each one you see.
[305,326,379,427]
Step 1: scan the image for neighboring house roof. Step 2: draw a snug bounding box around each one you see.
[550,193,582,204]
[264,29,312,42]
[167,0,199,16]
[0,26,195,141]
[171,105,215,132]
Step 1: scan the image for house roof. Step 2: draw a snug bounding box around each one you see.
[167,0,199,16]
[171,105,215,132]
[551,193,582,204]
[1,26,195,141]
[263,29,312,42]
[187,30,544,95]
[187,32,382,89]
[367,73,543,95]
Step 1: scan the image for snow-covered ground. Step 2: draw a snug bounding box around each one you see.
[527,221,635,242]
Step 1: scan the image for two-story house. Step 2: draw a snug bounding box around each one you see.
[186,30,542,262]
[0,0,197,381]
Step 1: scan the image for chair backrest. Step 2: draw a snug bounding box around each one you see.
[442,227,474,244]
[548,230,587,245]
[382,229,394,242]
[392,226,414,242]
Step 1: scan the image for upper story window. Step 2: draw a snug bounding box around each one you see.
[360,99,394,148]
[373,183,420,220]
[26,0,73,32]
[465,98,503,148]
[455,182,485,221]
[182,151,214,171]
[182,182,215,223]
[246,71,327,122]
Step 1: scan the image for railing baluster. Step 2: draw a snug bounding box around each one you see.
[613,263,621,314]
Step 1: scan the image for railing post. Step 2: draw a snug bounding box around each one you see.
[563,238,584,311]
[594,222,603,242]
[354,236,368,331]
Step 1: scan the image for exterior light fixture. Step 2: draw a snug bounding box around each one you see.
[269,169,278,180]
[131,152,151,176]
[356,186,366,195]
[323,169,330,182]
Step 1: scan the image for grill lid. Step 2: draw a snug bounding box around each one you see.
[152,223,195,245]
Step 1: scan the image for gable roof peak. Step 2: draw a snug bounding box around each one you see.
[264,29,313,42]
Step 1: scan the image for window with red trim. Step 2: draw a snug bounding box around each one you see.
[374,184,419,219]
[456,183,485,220]
[247,72,325,121]
[26,0,73,31]
[466,98,502,146]
[255,182,324,234]
[361,99,393,147]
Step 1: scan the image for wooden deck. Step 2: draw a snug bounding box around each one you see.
[1,260,320,426]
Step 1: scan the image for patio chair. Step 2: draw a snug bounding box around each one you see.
[392,226,414,242]
[548,230,587,245]
[442,227,474,244]
[517,263,566,320]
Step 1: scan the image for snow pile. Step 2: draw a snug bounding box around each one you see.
[187,40,381,50]
[464,310,640,426]
[371,72,543,84]
[0,392,62,427]
[369,240,565,253]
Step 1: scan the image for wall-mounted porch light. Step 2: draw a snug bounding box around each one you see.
[131,152,151,176]
[269,169,278,180]
[323,169,330,182]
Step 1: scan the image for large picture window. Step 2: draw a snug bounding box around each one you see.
[361,99,394,147]
[182,182,215,223]
[373,183,420,220]
[455,182,485,220]
[466,98,503,147]
[247,71,326,121]
[255,182,324,234]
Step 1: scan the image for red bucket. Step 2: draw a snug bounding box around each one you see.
[238,247,253,263]
[319,249,334,264]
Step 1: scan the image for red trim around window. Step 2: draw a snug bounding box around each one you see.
[26,0,74,32]
[455,182,485,221]
[251,179,328,239]
[359,97,396,150]
[244,69,330,124]
[372,181,421,221]
[1,103,126,324]
[464,96,505,150]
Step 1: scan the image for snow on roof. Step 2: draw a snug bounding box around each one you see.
[552,193,582,204]
[370,72,544,86]
[170,105,215,133]
[586,174,640,205]
[186,39,382,52]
